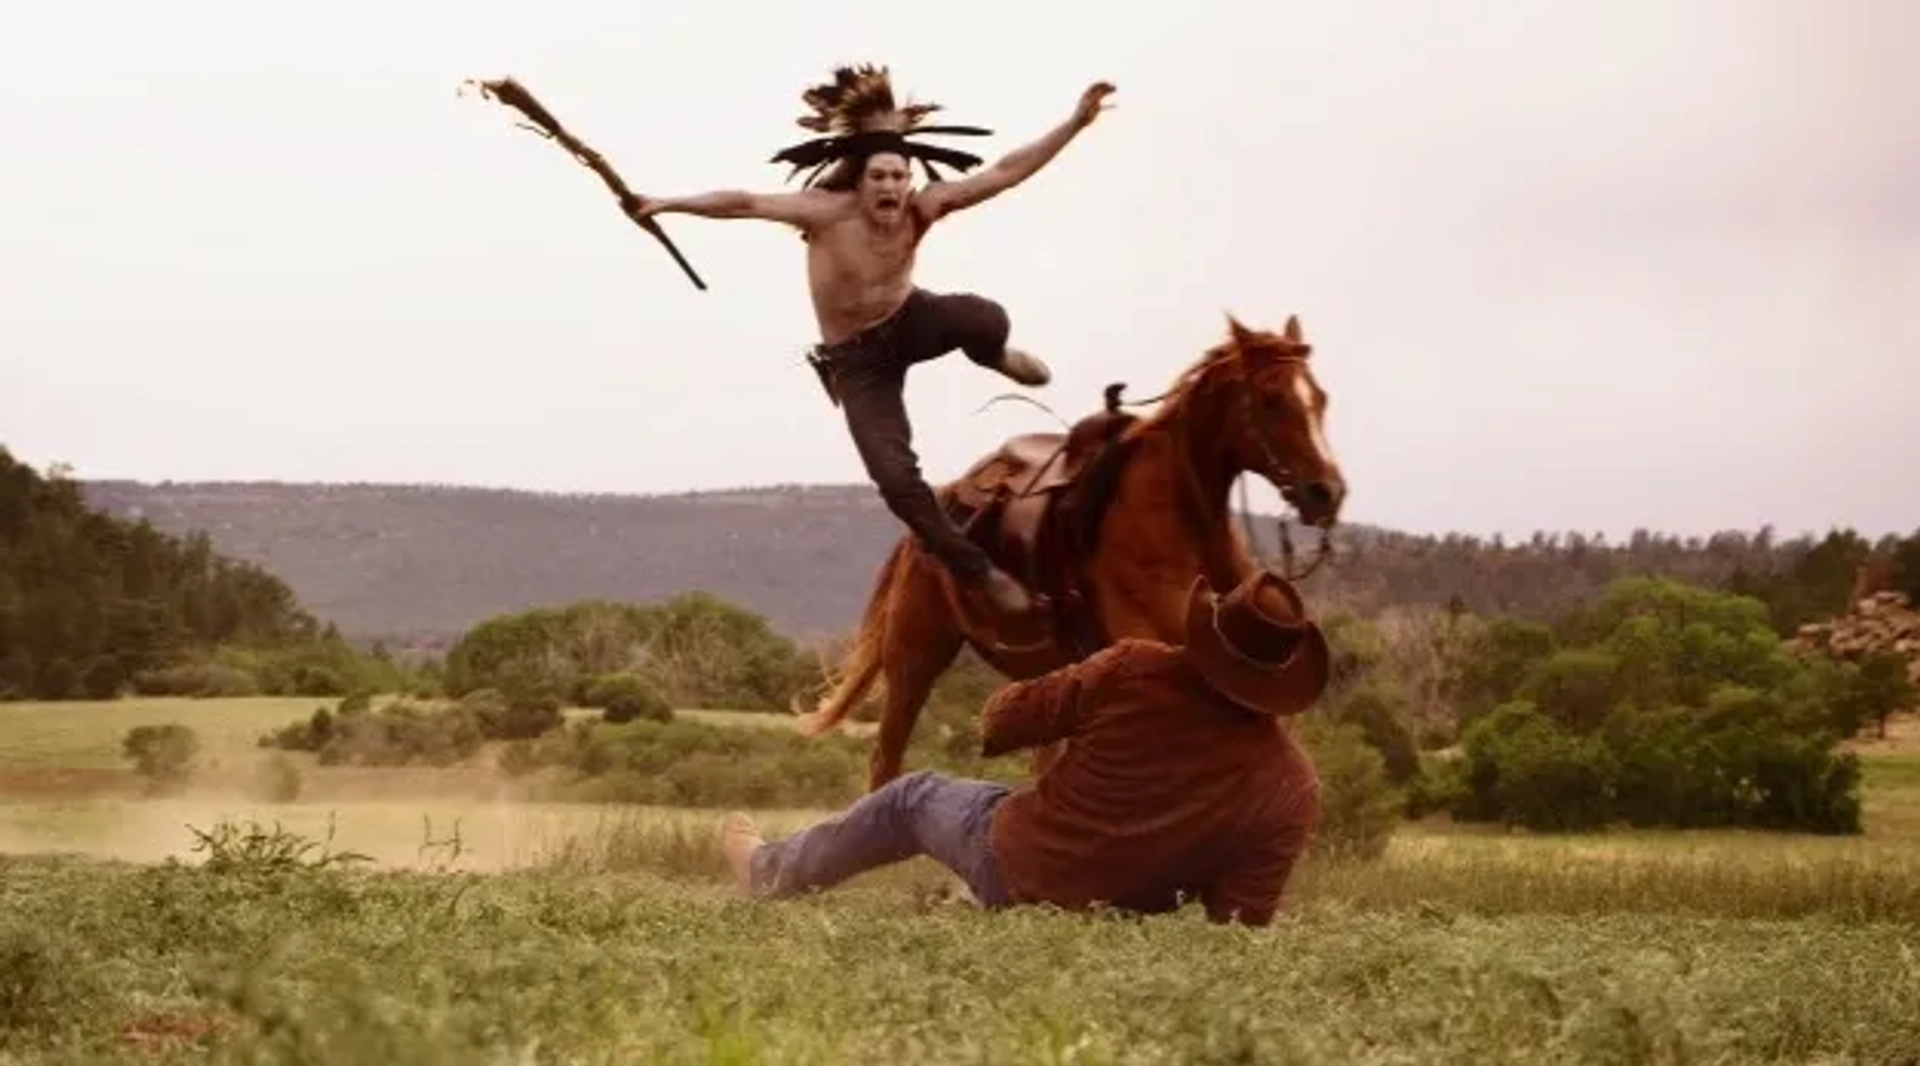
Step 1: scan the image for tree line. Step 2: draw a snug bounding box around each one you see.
[1292,523,1920,634]
[72,477,1920,645]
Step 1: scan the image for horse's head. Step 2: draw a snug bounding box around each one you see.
[1207,313,1347,529]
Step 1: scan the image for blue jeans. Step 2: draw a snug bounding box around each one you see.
[748,770,1014,907]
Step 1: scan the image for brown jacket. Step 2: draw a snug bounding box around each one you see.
[982,638,1322,926]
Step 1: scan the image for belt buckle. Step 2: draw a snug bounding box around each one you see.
[805,347,841,407]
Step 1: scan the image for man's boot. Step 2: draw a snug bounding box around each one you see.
[987,348,1051,387]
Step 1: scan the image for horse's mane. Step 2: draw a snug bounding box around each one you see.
[1139,319,1309,417]
[1122,337,1246,439]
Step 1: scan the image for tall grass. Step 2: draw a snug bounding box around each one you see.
[3,839,1917,1064]
[0,711,1916,1061]
[515,802,1920,926]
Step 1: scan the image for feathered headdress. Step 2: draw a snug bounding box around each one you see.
[769,64,993,189]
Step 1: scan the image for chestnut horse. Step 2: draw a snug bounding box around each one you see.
[796,312,1347,790]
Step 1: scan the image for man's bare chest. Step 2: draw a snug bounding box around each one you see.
[812,224,918,282]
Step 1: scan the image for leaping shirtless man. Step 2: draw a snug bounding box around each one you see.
[625,65,1116,617]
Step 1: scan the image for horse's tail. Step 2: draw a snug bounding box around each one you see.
[793,537,908,738]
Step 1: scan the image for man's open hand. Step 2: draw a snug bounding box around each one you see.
[1073,82,1116,129]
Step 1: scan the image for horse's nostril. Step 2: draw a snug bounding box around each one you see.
[1303,480,1343,510]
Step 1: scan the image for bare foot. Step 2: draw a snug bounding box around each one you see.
[718,812,764,893]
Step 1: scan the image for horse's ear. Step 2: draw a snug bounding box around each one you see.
[1226,312,1257,347]
[1282,314,1304,344]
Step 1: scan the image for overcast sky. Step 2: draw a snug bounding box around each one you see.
[3,0,1915,542]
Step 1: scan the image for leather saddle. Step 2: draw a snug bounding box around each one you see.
[937,388,1144,654]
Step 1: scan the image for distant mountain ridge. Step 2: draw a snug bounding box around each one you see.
[80,480,920,645]
[77,479,1822,647]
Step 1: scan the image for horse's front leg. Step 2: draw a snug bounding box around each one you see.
[866,554,966,792]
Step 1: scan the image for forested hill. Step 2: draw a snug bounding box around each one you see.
[0,449,341,699]
[77,478,1918,646]
[78,481,904,645]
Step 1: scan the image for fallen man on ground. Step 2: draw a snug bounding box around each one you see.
[718,568,1333,926]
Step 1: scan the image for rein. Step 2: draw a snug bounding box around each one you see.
[975,350,1336,582]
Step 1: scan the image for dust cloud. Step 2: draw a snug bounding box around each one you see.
[0,750,730,874]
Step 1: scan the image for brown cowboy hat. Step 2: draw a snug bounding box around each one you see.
[1182,569,1331,716]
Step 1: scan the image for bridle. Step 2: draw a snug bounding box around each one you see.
[1223,349,1337,582]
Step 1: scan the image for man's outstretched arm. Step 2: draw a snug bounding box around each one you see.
[978,640,1135,757]
[917,81,1115,222]
[625,188,838,231]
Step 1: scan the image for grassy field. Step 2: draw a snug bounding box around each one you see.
[3,697,1919,1062]
[0,696,325,770]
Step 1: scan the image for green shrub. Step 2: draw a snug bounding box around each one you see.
[1400,750,1468,819]
[1456,702,1614,831]
[77,658,126,700]
[131,662,261,698]
[462,687,565,741]
[521,718,867,808]
[1441,577,1869,835]
[260,695,492,768]
[1323,681,1420,786]
[255,753,304,803]
[1814,650,1916,738]
[1293,713,1400,860]
[579,673,674,724]
[315,700,486,768]
[441,594,818,712]
[121,723,199,792]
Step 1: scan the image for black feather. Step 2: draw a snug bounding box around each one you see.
[901,124,994,137]
[903,143,985,171]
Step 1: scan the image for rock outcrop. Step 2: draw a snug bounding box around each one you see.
[1792,590,1920,686]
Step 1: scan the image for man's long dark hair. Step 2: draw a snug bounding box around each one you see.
[768,65,995,190]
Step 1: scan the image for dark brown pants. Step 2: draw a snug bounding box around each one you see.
[812,288,1012,584]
